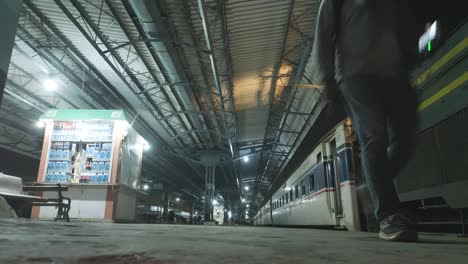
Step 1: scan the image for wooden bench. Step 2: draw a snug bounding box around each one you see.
[23,184,71,222]
[0,173,71,222]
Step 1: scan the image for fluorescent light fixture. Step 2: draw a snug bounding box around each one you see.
[36,121,45,128]
[141,139,150,151]
[43,78,58,91]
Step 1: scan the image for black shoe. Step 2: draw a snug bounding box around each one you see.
[378,213,418,242]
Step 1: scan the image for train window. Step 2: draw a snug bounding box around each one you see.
[309,174,315,192]
[317,152,322,163]
[290,189,293,201]
[286,193,289,204]
[301,180,306,196]
[295,185,299,198]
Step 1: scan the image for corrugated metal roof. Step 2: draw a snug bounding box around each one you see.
[2,0,324,202]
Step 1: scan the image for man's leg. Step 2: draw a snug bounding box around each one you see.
[339,76,400,222]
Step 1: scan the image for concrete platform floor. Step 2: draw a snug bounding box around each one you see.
[1,219,468,264]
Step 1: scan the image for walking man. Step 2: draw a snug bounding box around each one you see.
[310,0,420,241]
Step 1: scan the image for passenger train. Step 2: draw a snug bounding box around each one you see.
[254,18,468,231]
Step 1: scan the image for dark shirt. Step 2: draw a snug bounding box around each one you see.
[310,0,418,85]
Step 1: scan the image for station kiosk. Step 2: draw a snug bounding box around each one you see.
[32,109,147,222]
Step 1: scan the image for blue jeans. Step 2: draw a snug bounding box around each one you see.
[338,75,417,221]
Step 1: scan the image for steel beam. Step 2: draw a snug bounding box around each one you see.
[104,0,202,148]
[197,0,236,157]
[23,0,205,190]
[253,0,295,205]
[54,0,187,147]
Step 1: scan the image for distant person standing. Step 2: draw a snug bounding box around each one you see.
[168,210,175,224]
[310,0,420,241]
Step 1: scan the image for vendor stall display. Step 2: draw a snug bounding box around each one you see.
[32,109,147,222]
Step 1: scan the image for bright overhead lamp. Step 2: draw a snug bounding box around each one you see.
[143,184,149,190]
[176,198,180,202]
[36,121,45,128]
[241,198,246,203]
[143,143,150,151]
[244,186,249,191]
[243,156,249,162]
[141,139,150,151]
[43,78,58,91]
[246,204,250,208]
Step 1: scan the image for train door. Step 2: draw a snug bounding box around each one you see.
[269,199,273,225]
[329,139,344,217]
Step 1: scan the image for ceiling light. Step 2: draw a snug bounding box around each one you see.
[43,78,58,91]
[246,204,250,208]
[143,184,149,190]
[141,140,150,151]
[176,198,180,202]
[241,198,246,203]
[243,156,249,162]
[244,186,249,191]
[36,121,45,128]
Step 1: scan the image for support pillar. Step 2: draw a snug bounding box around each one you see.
[163,192,169,218]
[0,0,21,106]
[190,201,195,224]
[204,166,215,222]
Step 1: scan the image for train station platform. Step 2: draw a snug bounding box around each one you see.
[1,220,468,263]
